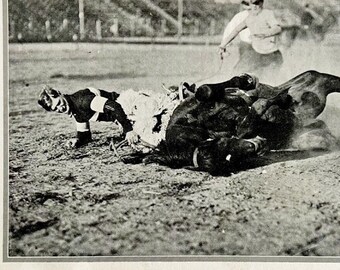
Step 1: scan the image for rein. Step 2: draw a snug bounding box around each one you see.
[110,138,156,158]
[193,47,232,85]
[194,57,225,85]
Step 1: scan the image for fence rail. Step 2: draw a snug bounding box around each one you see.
[8,0,339,43]
[9,0,233,43]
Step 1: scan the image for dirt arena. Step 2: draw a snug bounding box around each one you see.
[7,40,340,256]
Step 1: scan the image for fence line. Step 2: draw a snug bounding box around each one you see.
[8,0,339,43]
[9,0,230,43]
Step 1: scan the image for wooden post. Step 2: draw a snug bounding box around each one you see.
[110,18,119,37]
[146,18,153,36]
[178,0,183,37]
[28,18,33,31]
[79,0,85,40]
[96,19,102,40]
[62,18,69,30]
[28,17,34,40]
[10,20,16,40]
[209,19,216,36]
[160,19,167,36]
[194,19,200,36]
[130,20,136,36]
[45,20,52,41]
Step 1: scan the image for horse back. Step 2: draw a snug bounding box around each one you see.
[167,96,199,127]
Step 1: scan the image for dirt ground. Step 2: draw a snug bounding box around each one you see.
[7,40,340,256]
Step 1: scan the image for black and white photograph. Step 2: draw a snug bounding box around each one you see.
[3,0,340,264]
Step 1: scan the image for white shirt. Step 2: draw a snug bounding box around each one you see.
[245,9,280,54]
[222,10,251,44]
[117,89,180,147]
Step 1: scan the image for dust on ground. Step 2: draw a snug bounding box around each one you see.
[7,40,340,256]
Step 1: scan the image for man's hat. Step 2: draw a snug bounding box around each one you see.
[38,85,61,111]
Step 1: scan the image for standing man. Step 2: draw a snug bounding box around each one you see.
[219,0,283,81]
[220,0,252,61]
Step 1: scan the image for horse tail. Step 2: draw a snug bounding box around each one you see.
[142,140,193,168]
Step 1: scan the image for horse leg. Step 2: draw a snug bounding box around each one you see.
[142,123,210,168]
[278,70,340,106]
[251,88,294,116]
[195,74,258,102]
[206,74,258,91]
[195,136,267,174]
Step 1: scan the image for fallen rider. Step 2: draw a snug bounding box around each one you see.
[38,85,185,149]
[37,73,281,154]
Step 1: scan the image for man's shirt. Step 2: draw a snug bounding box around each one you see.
[245,9,281,54]
[117,89,180,147]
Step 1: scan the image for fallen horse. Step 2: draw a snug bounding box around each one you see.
[123,70,340,175]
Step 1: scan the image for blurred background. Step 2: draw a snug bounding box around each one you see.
[8,0,340,44]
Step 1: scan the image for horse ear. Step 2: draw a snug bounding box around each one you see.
[42,85,51,93]
[161,83,171,93]
[38,86,52,111]
[42,85,61,97]
[162,83,178,93]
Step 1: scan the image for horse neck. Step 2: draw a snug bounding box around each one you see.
[324,73,340,96]
[284,71,340,96]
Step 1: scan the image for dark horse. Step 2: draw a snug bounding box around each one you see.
[124,70,340,175]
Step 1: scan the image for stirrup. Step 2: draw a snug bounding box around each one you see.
[179,82,196,101]
[178,82,185,101]
[244,136,267,155]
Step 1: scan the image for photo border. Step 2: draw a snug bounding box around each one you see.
[1,0,340,267]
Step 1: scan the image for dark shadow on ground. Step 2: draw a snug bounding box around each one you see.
[236,150,332,172]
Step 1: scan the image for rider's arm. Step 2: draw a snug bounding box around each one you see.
[104,100,133,134]
[103,100,139,144]
[66,121,92,148]
[221,11,248,44]
[219,20,247,49]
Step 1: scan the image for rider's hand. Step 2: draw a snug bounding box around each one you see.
[253,33,266,38]
[218,46,226,60]
[65,138,79,149]
[125,131,139,145]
